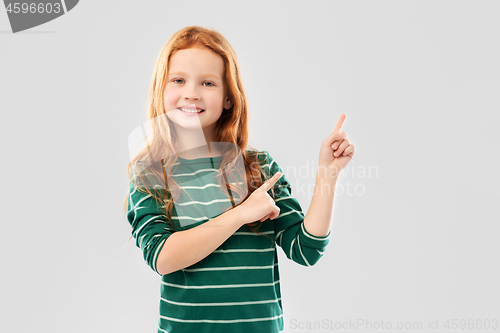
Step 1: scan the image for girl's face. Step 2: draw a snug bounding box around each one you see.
[164,44,233,133]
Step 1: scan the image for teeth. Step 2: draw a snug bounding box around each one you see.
[179,108,203,113]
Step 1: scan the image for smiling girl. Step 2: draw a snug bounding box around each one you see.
[124,25,355,333]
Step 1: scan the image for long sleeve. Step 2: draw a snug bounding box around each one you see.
[260,151,330,266]
[126,182,174,275]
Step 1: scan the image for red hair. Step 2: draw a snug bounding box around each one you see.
[123,26,275,248]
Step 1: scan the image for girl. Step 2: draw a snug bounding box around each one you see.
[124,25,355,333]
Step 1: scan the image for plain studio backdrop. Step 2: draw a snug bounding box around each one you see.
[1,1,499,332]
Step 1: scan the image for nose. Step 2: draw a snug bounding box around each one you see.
[182,82,200,100]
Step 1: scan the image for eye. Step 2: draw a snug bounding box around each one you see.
[173,79,184,84]
[203,81,215,87]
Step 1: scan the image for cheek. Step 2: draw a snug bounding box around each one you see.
[163,90,179,109]
[205,91,225,108]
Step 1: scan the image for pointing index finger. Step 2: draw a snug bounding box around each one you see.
[333,113,346,133]
[261,171,281,192]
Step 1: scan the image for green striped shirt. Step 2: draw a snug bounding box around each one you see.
[126,150,330,332]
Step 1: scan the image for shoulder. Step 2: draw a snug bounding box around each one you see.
[244,149,274,164]
[245,149,277,171]
[244,149,282,177]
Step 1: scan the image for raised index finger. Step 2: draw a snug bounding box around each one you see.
[261,171,281,192]
[333,113,346,133]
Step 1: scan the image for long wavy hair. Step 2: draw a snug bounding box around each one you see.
[122,26,276,249]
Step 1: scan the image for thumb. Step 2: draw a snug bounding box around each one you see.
[324,131,345,146]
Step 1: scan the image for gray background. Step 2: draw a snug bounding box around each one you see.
[1,1,499,332]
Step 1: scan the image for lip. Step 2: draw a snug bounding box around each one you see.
[178,105,205,116]
[178,104,204,111]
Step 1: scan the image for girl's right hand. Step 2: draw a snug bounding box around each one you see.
[236,172,282,225]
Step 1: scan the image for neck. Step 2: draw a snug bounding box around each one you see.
[172,124,220,159]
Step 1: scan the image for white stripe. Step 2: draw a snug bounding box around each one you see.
[183,263,277,272]
[276,209,302,219]
[158,327,168,333]
[161,279,280,289]
[301,223,330,241]
[233,231,274,236]
[172,215,210,221]
[160,297,281,307]
[174,198,231,206]
[317,249,324,255]
[276,233,282,247]
[144,246,151,264]
[213,248,275,253]
[261,161,276,170]
[160,313,283,324]
[133,215,166,237]
[181,182,244,189]
[289,238,295,259]
[172,168,218,177]
[181,183,220,189]
[134,194,152,208]
[297,236,311,267]
[138,234,146,248]
[275,196,295,202]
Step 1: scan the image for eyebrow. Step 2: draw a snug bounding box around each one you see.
[167,71,221,80]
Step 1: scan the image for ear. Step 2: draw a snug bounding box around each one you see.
[223,95,233,110]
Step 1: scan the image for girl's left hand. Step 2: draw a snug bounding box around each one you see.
[318,113,355,174]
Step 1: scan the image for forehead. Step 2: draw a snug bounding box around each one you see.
[168,46,225,77]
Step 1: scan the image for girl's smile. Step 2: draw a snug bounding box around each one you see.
[178,104,206,116]
[163,44,232,135]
